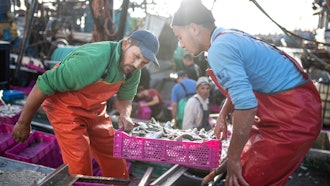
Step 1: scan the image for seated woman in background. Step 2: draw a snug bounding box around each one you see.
[135,85,171,122]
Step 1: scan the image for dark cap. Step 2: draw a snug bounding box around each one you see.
[172,0,215,26]
[130,30,160,67]
[177,70,187,78]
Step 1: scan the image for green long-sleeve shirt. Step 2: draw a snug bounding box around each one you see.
[37,41,141,100]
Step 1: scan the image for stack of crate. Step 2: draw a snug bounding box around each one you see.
[0,123,63,169]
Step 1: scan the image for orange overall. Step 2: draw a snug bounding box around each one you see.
[208,59,322,185]
[41,80,129,178]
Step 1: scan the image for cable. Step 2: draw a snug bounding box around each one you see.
[250,0,330,72]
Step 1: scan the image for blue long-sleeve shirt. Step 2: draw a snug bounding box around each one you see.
[207,28,307,109]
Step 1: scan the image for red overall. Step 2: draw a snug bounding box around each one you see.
[41,80,129,178]
[207,52,322,185]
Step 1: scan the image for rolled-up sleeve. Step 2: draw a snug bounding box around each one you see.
[208,37,257,110]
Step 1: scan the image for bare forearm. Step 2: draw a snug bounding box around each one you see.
[117,99,132,117]
[116,99,134,132]
[215,98,235,139]
[219,98,234,119]
[227,108,256,160]
[17,85,48,124]
[144,96,159,107]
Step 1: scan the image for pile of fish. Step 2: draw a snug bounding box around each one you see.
[130,118,216,141]
[0,104,22,118]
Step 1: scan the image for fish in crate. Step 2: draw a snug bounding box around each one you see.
[114,118,221,170]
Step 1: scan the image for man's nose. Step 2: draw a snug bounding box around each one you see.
[133,60,144,69]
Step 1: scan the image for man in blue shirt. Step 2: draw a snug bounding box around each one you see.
[171,71,197,128]
[171,0,322,185]
[182,53,201,81]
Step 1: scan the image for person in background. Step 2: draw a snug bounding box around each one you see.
[11,30,160,178]
[209,81,226,113]
[182,53,201,81]
[171,71,197,128]
[171,0,322,185]
[182,76,214,130]
[133,66,151,113]
[139,67,151,89]
[135,85,171,122]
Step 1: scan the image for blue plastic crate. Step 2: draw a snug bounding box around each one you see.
[2,90,25,102]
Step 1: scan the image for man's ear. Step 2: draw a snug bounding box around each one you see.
[122,39,130,50]
[189,23,200,36]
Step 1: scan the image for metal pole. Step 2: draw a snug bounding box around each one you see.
[14,0,38,81]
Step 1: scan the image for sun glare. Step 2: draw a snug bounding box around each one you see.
[114,0,317,35]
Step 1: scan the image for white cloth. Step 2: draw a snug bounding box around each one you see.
[182,94,209,130]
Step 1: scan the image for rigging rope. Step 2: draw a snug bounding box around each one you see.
[250,0,330,72]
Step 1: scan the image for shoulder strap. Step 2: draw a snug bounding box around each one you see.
[179,82,188,97]
[194,97,204,110]
[194,96,209,111]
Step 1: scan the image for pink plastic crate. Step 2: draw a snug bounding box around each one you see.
[5,131,59,165]
[113,131,221,170]
[0,113,20,125]
[36,141,63,168]
[0,124,17,155]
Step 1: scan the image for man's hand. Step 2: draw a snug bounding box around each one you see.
[12,121,32,142]
[214,117,228,140]
[225,158,249,186]
[118,115,134,132]
[11,85,47,143]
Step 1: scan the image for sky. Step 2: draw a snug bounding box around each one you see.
[120,0,319,35]
[209,0,318,35]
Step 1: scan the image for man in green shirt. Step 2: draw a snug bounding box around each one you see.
[12,30,160,178]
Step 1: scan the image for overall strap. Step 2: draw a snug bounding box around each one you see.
[179,82,188,97]
[194,97,210,130]
[206,68,229,97]
[194,96,209,111]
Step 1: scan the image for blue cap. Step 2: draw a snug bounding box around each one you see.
[130,30,160,67]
